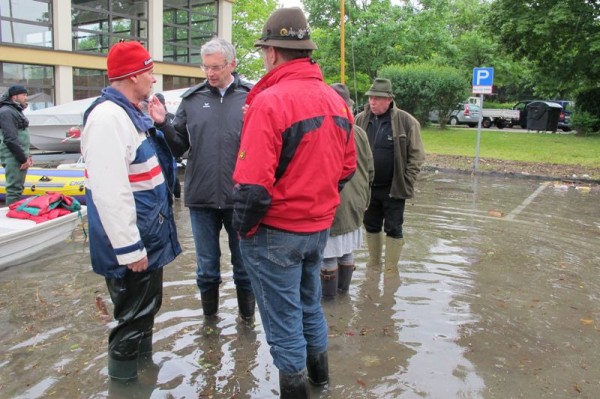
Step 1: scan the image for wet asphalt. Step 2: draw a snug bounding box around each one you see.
[0,169,599,398]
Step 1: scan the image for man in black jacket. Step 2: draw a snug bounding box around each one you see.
[0,85,32,205]
[151,38,255,323]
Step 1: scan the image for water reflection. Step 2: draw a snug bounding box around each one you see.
[1,172,599,398]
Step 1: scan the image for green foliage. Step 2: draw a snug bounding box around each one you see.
[571,112,600,137]
[575,87,600,116]
[482,101,514,109]
[487,0,600,97]
[571,87,600,135]
[232,0,279,81]
[378,64,469,127]
[229,0,597,108]
[305,0,410,80]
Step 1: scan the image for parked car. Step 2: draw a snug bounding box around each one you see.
[466,97,519,129]
[429,103,481,127]
[549,100,574,132]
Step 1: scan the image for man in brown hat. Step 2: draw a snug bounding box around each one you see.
[355,78,425,270]
[232,7,356,398]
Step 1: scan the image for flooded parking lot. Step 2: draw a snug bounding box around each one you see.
[1,171,599,398]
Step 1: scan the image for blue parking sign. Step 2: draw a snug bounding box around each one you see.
[473,67,494,86]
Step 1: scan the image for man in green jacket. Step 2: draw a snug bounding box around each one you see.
[355,78,425,269]
[0,85,32,205]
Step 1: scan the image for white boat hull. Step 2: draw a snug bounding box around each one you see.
[24,88,186,153]
[0,206,87,269]
[28,125,80,153]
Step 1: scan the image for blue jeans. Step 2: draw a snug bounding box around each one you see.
[239,225,329,374]
[189,208,251,293]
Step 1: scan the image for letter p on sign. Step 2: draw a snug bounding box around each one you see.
[472,67,494,94]
[473,67,494,86]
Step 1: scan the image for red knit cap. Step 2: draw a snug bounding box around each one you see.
[107,41,154,81]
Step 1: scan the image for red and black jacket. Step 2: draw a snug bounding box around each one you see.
[232,58,356,237]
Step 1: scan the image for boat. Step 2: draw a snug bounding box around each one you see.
[26,97,93,153]
[0,205,87,269]
[25,88,186,153]
[0,167,85,204]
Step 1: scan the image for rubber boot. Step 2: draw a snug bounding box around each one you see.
[320,269,338,299]
[306,351,329,386]
[139,333,153,358]
[384,236,405,270]
[108,356,138,381]
[279,369,310,399]
[366,232,383,267]
[201,286,219,317]
[236,287,256,324]
[337,263,355,293]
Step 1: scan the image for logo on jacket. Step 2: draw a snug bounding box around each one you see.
[239,150,246,160]
[203,103,210,108]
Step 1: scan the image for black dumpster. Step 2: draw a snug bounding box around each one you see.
[526,101,562,132]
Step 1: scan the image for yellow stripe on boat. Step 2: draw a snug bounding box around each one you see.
[0,167,86,204]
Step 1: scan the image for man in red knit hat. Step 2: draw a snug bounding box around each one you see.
[82,41,181,381]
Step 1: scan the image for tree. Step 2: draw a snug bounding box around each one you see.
[379,63,469,126]
[232,0,279,81]
[487,0,600,97]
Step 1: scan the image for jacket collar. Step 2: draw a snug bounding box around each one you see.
[182,72,252,99]
[245,58,323,106]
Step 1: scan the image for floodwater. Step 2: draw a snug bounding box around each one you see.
[1,171,599,399]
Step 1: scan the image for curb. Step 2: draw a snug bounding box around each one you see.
[421,165,600,185]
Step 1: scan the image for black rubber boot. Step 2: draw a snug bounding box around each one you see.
[279,369,310,399]
[201,286,219,317]
[236,287,256,324]
[320,269,337,299]
[139,333,152,358]
[306,351,329,386]
[108,356,138,381]
[337,263,355,293]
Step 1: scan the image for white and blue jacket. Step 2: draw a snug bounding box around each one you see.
[82,87,181,278]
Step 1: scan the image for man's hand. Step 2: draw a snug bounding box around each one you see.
[147,95,166,125]
[19,157,32,170]
[127,256,149,272]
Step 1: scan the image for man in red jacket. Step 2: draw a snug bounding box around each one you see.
[232,7,356,398]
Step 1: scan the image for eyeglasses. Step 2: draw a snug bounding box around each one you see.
[201,63,229,73]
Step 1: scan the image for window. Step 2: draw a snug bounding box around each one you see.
[0,62,54,110]
[0,0,52,47]
[163,75,203,91]
[163,0,217,64]
[73,68,109,100]
[71,0,148,54]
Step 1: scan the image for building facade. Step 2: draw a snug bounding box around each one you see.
[0,0,234,109]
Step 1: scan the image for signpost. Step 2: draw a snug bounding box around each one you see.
[472,67,494,172]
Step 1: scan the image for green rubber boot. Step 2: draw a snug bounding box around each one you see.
[384,236,405,270]
[366,232,383,267]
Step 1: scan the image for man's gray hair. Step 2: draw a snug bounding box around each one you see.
[201,37,236,64]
